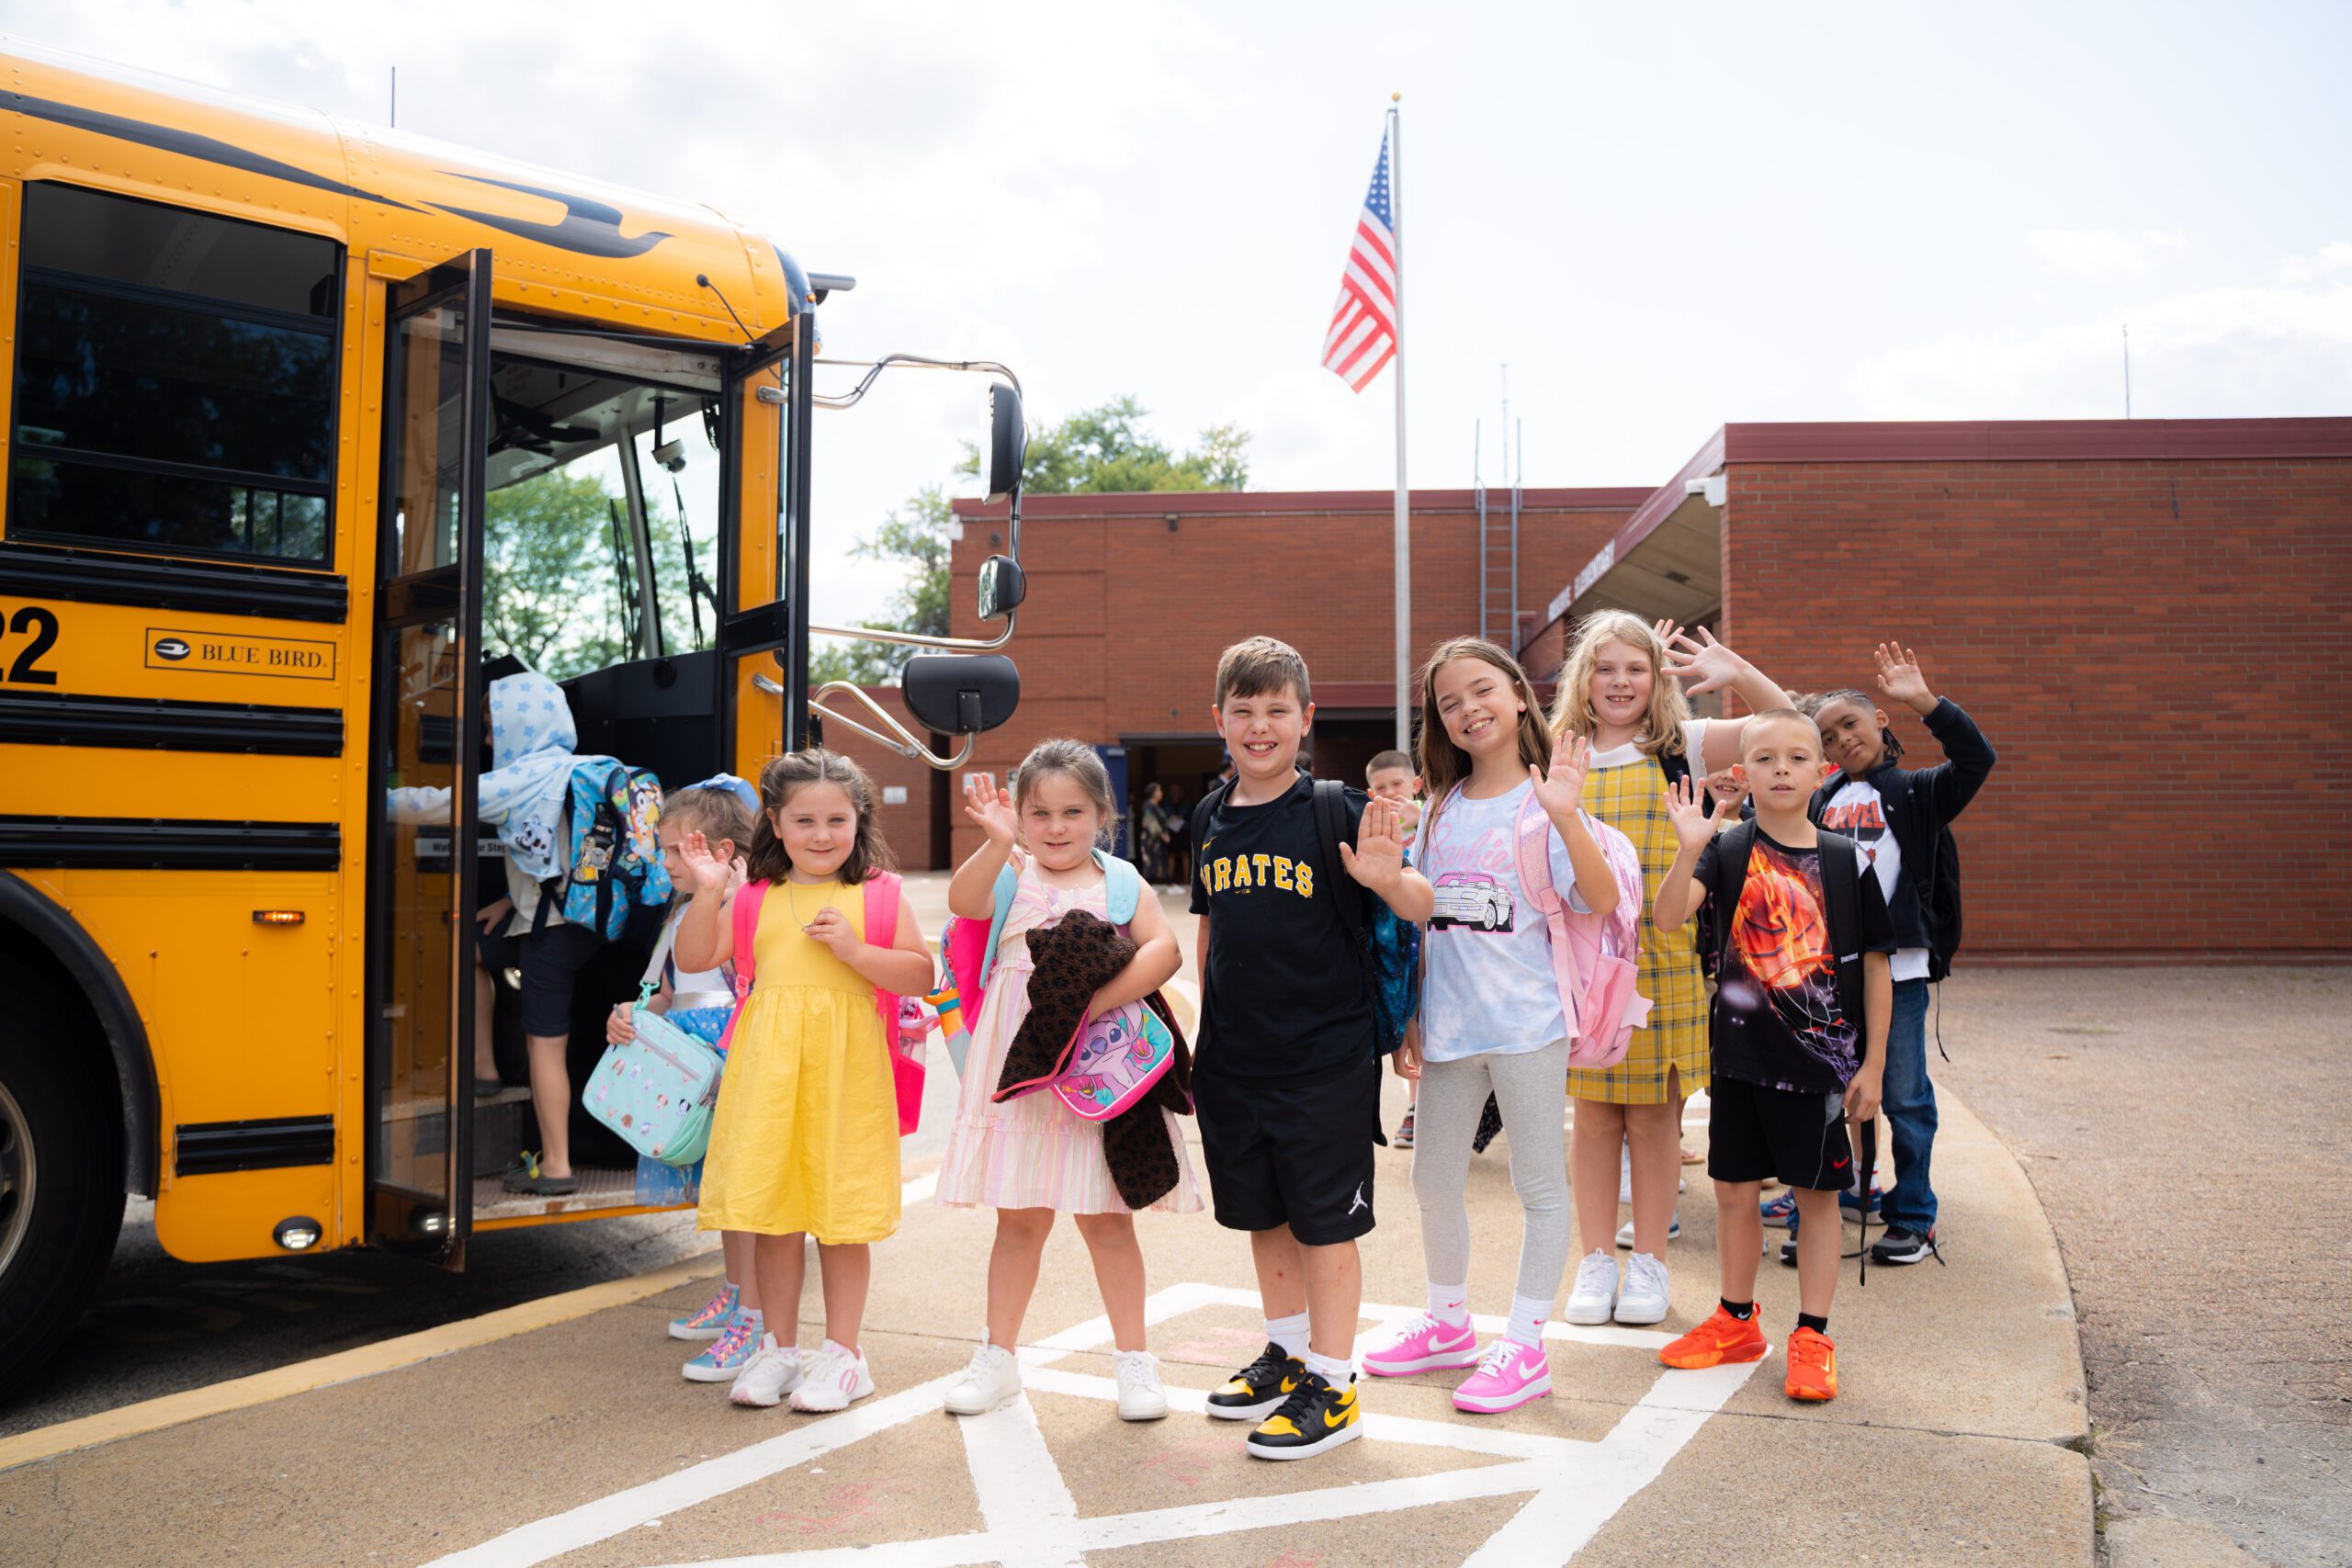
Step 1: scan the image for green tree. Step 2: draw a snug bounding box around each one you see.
[824,398,1248,691]
[958,395,1250,495]
[481,469,632,679]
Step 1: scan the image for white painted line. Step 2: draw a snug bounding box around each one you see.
[432,1280,1763,1568]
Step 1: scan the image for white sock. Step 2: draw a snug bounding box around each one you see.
[1428,1281,1470,1327]
[1506,1292,1550,1348]
[1266,1311,1311,1359]
[1302,1348,1353,1382]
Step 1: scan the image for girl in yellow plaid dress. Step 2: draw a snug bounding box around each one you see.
[1548,612,1792,1329]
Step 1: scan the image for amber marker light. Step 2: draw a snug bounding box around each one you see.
[252,909,306,926]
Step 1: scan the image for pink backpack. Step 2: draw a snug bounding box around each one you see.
[1429,786,1650,1067]
[718,873,924,1135]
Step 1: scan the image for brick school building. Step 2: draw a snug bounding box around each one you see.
[929,417,2350,963]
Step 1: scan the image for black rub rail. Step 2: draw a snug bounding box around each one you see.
[0,816,340,871]
[0,690,343,755]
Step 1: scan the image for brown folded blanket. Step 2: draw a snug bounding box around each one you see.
[994,908,1193,1210]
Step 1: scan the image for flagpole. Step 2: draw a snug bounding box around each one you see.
[1387,95,1411,754]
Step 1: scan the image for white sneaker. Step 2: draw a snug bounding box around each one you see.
[1614,1252,1670,1325]
[1615,1214,1683,1249]
[788,1338,876,1412]
[1563,1250,1619,1325]
[1113,1349,1169,1421]
[943,1343,1023,1416]
[728,1334,803,1407]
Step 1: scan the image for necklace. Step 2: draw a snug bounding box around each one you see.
[783,875,835,928]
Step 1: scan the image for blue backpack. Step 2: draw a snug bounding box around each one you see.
[535,758,671,940]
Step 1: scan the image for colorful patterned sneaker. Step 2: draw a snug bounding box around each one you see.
[1246,1371,1362,1460]
[684,1313,763,1382]
[671,1282,741,1341]
[1362,1312,1480,1377]
[1657,1305,1768,1371]
[788,1339,876,1413]
[728,1335,803,1407]
[1451,1339,1551,1414]
[1392,1109,1416,1149]
[1782,1325,1838,1401]
[1759,1190,1798,1229]
[1205,1342,1305,1420]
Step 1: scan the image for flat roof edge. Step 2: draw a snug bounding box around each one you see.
[1721,417,2352,464]
[953,486,1651,521]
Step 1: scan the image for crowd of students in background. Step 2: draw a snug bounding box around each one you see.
[537,609,1993,1456]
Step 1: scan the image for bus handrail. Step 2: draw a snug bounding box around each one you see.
[752,674,978,772]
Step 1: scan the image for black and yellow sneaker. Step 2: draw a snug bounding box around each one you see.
[1245,1370,1363,1461]
[1204,1342,1305,1421]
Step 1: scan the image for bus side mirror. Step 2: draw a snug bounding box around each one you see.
[985,383,1025,502]
[901,653,1020,735]
[977,555,1026,622]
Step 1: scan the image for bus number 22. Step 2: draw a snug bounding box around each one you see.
[0,605,60,685]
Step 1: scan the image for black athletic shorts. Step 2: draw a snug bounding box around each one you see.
[1707,1076,1855,1192]
[476,919,605,1037]
[1193,1058,1381,1246]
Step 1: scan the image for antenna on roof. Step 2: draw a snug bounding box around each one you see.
[2122,323,2132,419]
[389,67,396,129]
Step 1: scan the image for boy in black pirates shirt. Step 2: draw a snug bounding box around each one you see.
[1188,637,1431,1459]
[1650,709,1894,1404]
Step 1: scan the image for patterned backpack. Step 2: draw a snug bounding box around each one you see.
[537,758,671,940]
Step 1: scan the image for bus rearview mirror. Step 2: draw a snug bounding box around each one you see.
[985,383,1025,502]
[977,554,1026,622]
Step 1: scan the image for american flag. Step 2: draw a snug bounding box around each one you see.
[1321,129,1397,392]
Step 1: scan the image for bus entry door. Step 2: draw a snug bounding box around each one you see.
[366,254,492,1264]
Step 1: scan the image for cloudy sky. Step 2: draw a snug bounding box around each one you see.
[8,2,2347,622]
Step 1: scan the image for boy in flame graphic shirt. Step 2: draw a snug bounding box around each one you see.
[1648,709,1894,1403]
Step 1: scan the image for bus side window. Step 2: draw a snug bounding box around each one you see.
[7,183,339,565]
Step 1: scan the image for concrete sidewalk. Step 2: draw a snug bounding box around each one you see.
[0,1075,2089,1566]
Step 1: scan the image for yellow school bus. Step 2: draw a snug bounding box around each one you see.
[0,37,1030,1395]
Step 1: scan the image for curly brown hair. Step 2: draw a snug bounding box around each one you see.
[744,749,896,886]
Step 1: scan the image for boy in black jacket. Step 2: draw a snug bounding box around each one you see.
[1808,644,1996,1265]
[1651,710,1894,1402]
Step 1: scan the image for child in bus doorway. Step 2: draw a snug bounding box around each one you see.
[387,668,601,1197]
[602,777,767,1382]
[1363,638,1638,1414]
[672,750,933,1413]
[1545,613,1792,1328]
[934,741,1199,1423]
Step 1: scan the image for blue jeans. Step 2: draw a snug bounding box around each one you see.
[1879,978,1938,1233]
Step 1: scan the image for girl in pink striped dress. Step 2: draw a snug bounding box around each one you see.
[935,740,1199,1423]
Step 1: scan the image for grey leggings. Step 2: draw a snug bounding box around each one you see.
[1409,1039,1573,1303]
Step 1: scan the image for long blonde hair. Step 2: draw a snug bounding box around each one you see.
[1415,637,1552,822]
[1547,610,1692,760]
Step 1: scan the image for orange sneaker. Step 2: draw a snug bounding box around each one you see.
[1783,1325,1838,1401]
[1657,1305,1768,1370]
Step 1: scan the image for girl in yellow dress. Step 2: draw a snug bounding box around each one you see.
[1547,612,1791,1331]
[674,750,933,1413]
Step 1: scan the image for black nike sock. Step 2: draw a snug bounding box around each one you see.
[1796,1312,1828,1336]
[1721,1298,1755,1321]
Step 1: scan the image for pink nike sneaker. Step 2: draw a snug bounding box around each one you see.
[1363,1312,1481,1377]
[1452,1339,1552,1414]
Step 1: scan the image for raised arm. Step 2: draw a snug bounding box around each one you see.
[1531,730,1620,920]
[949,774,1022,919]
[1665,627,1795,771]
[1648,775,1717,931]
[1340,795,1434,923]
[1875,643,1996,818]
[671,831,737,973]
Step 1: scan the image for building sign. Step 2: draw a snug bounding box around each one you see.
[1551,540,1615,622]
